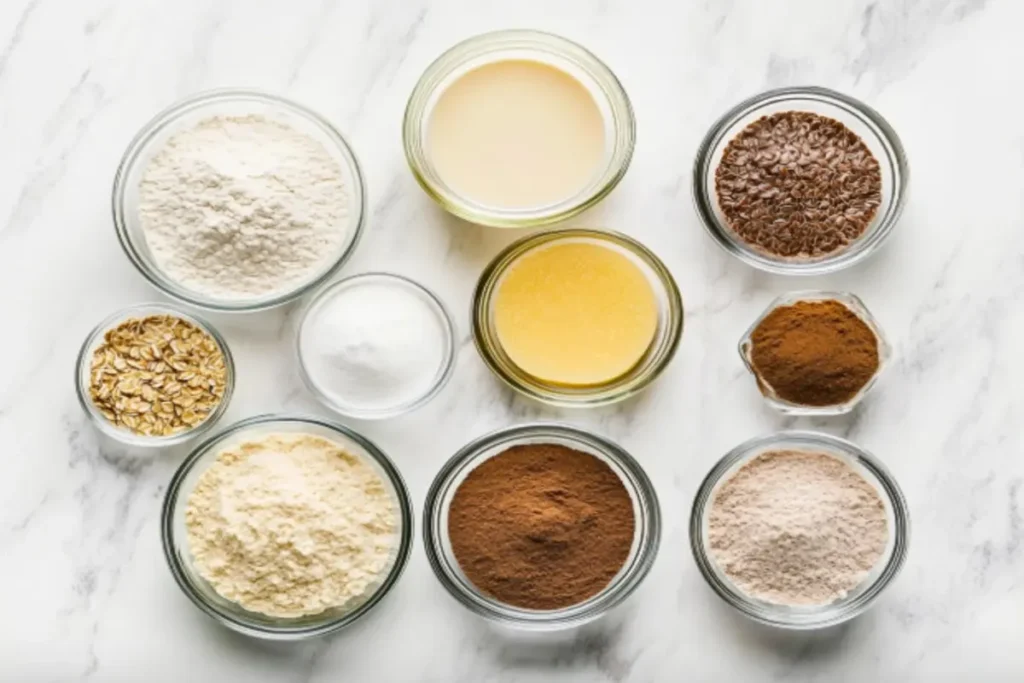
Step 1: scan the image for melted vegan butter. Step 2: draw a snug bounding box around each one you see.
[493,240,658,386]
[427,59,606,209]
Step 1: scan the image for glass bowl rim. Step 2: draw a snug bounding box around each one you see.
[74,301,236,447]
[112,87,368,312]
[295,271,459,420]
[737,290,893,415]
[160,413,415,640]
[402,28,636,228]
[471,227,684,407]
[689,429,911,629]
[691,85,910,276]
[422,421,662,630]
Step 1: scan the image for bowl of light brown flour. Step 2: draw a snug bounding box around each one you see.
[161,415,413,639]
[689,430,909,629]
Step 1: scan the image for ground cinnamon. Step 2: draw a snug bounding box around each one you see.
[447,443,634,610]
[747,299,880,406]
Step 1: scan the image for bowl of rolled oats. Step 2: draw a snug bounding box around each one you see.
[75,303,235,446]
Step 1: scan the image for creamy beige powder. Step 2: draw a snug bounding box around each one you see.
[185,433,396,618]
[708,449,889,606]
[427,59,606,209]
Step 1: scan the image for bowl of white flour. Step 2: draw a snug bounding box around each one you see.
[114,89,366,311]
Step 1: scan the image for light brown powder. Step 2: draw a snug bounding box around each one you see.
[707,449,888,605]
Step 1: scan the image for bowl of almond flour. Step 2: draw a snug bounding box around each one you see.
[689,431,909,629]
[113,89,366,311]
[160,415,413,640]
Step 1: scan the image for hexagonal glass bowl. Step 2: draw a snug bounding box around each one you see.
[738,291,891,416]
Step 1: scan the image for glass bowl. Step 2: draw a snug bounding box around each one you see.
[423,423,661,630]
[690,431,910,630]
[74,303,235,448]
[472,228,683,407]
[161,414,414,640]
[403,29,635,228]
[738,291,891,416]
[113,89,367,312]
[692,86,909,275]
[296,272,458,420]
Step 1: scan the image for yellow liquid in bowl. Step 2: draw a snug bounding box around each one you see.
[493,240,658,386]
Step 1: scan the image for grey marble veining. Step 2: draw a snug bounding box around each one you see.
[1,0,1022,680]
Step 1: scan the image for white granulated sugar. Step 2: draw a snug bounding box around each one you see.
[708,449,889,606]
[184,433,396,618]
[301,282,446,410]
[138,114,349,299]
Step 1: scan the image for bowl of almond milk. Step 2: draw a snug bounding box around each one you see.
[403,30,635,228]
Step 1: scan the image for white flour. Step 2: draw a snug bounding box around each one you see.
[708,449,889,606]
[185,433,396,618]
[138,114,349,299]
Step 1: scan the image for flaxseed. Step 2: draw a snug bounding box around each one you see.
[714,111,882,258]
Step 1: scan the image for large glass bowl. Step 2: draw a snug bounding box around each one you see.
[690,431,910,629]
[422,423,661,630]
[113,89,366,311]
[161,415,414,640]
[692,86,909,275]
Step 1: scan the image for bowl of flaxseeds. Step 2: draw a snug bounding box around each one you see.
[693,86,908,275]
[75,303,234,446]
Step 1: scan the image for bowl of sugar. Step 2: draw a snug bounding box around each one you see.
[296,272,458,419]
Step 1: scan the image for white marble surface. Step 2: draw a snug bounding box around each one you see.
[1,0,1022,680]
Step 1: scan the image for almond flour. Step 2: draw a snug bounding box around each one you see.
[185,433,397,619]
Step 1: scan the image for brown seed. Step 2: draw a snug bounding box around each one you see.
[714,111,882,258]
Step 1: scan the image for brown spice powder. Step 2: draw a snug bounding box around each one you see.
[748,299,880,406]
[448,443,635,610]
[715,111,882,258]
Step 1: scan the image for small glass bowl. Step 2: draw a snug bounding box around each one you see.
[74,303,235,448]
[692,86,909,275]
[113,89,367,312]
[739,291,891,416]
[690,431,910,630]
[423,423,661,630]
[473,228,682,407]
[161,414,414,640]
[403,29,635,228]
[296,272,458,420]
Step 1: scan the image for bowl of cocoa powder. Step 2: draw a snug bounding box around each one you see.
[738,291,891,415]
[693,86,908,275]
[422,423,661,630]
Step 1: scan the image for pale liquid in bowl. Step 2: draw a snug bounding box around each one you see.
[427,59,606,210]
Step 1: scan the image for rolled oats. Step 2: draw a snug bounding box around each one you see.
[88,315,227,437]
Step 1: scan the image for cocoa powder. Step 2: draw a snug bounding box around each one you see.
[748,299,880,406]
[447,443,635,610]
